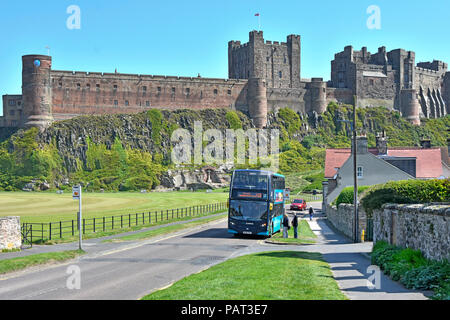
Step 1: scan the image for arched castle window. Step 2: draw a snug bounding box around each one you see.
[125,100,129,106]
[214,89,218,96]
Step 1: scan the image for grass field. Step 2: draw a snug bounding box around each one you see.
[142,251,347,300]
[0,191,229,223]
[270,220,317,244]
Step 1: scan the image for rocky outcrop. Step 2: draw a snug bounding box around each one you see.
[157,165,232,191]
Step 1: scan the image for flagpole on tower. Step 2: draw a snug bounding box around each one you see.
[255,13,261,30]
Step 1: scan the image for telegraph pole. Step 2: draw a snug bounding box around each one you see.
[353,96,359,243]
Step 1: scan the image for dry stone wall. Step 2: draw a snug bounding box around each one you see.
[373,203,450,261]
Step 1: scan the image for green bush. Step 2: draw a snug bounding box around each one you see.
[225,111,242,130]
[371,241,449,300]
[361,179,450,215]
[335,186,371,207]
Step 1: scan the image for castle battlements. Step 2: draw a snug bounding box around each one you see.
[1,30,448,130]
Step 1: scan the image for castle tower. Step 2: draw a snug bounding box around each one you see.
[287,34,301,88]
[247,78,268,128]
[22,55,53,129]
[308,78,328,114]
[400,89,421,125]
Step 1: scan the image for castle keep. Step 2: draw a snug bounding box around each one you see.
[1,30,449,129]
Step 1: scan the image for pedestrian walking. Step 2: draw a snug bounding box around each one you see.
[309,206,314,221]
[282,213,290,238]
[292,213,298,239]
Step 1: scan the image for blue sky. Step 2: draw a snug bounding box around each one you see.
[1,0,450,115]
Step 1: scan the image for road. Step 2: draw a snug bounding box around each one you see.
[0,202,428,300]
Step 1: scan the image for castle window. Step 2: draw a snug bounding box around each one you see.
[125,100,129,106]
[381,80,385,86]
[86,84,91,90]
[157,87,162,93]
[279,71,282,79]
[113,85,118,92]
[59,82,63,88]
[369,79,374,86]
[214,89,218,95]
[9,110,15,116]
[185,88,190,96]
[17,101,21,106]
[77,83,81,90]
[284,55,287,64]
[267,57,270,62]
[114,100,118,106]
[228,90,232,95]
[10,120,18,127]
[146,101,150,107]
[96,84,100,91]
[8,100,15,106]
[142,86,147,92]
[172,87,176,94]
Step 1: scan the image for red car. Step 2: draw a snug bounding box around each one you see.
[290,199,307,211]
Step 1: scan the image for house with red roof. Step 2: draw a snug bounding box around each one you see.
[323,134,450,204]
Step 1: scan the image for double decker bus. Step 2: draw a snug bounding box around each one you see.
[227,169,286,237]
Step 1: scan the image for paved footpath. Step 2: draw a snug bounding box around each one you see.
[0,204,429,300]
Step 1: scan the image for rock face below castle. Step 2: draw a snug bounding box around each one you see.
[1,31,448,129]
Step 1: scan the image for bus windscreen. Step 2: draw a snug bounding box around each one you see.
[232,171,268,190]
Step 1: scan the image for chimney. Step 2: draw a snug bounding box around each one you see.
[352,136,368,154]
[376,131,388,155]
[420,138,431,149]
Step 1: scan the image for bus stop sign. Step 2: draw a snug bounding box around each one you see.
[72,186,81,200]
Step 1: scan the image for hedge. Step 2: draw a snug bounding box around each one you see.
[335,186,371,207]
[361,179,450,215]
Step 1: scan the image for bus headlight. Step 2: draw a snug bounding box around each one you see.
[262,223,267,227]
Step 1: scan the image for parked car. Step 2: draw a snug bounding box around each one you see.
[290,199,307,211]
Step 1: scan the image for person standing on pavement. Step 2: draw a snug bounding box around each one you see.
[309,206,314,221]
[282,213,290,238]
[292,213,299,239]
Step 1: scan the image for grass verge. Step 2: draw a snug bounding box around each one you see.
[269,220,317,245]
[142,251,347,300]
[104,213,227,242]
[0,250,85,275]
[34,210,227,245]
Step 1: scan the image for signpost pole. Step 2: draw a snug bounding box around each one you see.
[78,186,82,250]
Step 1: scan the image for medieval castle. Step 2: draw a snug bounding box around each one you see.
[1,30,449,129]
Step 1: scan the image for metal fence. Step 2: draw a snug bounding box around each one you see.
[21,202,227,244]
[289,193,323,202]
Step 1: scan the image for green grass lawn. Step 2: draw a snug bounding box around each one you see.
[0,250,84,275]
[105,213,227,243]
[142,251,347,300]
[0,191,228,223]
[270,220,317,244]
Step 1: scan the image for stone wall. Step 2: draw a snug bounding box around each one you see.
[373,203,450,261]
[0,217,21,250]
[326,204,367,240]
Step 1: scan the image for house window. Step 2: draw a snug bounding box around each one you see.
[357,166,364,179]
[10,120,18,127]
[17,101,21,106]
[125,100,129,106]
[8,100,16,106]
[114,100,118,106]
[9,110,15,116]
